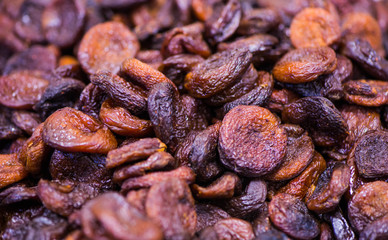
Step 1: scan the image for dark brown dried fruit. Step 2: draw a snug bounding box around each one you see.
[0,108,23,141]
[343,80,388,107]
[14,0,46,42]
[195,203,231,232]
[11,110,41,135]
[0,71,50,110]
[351,130,388,179]
[237,8,280,35]
[266,88,299,114]
[282,96,348,147]
[42,107,117,154]
[266,124,314,182]
[218,105,287,177]
[184,49,252,98]
[348,181,388,232]
[81,192,163,240]
[75,83,107,119]
[0,184,38,206]
[146,178,196,240]
[273,47,337,84]
[359,215,388,240]
[306,162,350,213]
[42,0,86,48]
[191,172,241,199]
[99,99,153,137]
[106,138,166,169]
[113,151,177,182]
[290,8,340,48]
[0,153,27,189]
[198,218,255,240]
[90,71,147,115]
[269,193,320,240]
[323,209,356,240]
[78,21,139,75]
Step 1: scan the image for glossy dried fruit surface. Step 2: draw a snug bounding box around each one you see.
[146,178,196,240]
[191,172,241,199]
[42,107,117,154]
[0,71,50,110]
[218,105,287,177]
[290,8,340,48]
[273,47,337,83]
[343,80,388,107]
[269,193,320,240]
[0,153,27,189]
[198,218,255,240]
[78,21,139,74]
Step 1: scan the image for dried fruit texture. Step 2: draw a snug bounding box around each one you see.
[282,97,348,147]
[266,124,314,182]
[161,22,211,58]
[146,178,196,240]
[218,105,287,177]
[99,99,153,137]
[120,58,176,92]
[350,131,388,179]
[341,38,388,80]
[106,138,166,169]
[205,0,241,45]
[90,71,147,115]
[78,21,139,75]
[113,151,177,183]
[97,0,149,8]
[135,50,163,70]
[37,180,100,217]
[121,166,195,192]
[42,107,117,154]
[216,71,274,117]
[3,45,57,75]
[191,172,241,199]
[195,204,231,232]
[348,181,388,233]
[0,108,23,141]
[306,162,350,213]
[11,110,41,135]
[323,209,356,240]
[81,192,163,240]
[198,218,255,240]
[273,47,337,84]
[290,8,340,48]
[34,78,86,119]
[14,0,46,42]
[184,49,252,98]
[278,151,327,200]
[237,8,280,35]
[42,0,86,47]
[0,184,38,206]
[281,55,352,101]
[342,12,383,52]
[148,82,208,153]
[75,83,107,119]
[18,123,51,175]
[218,179,267,219]
[126,188,149,215]
[0,153,27,189]
[359,215,388,240]
[0,71,50,110]
[343,80,388,107]
[269,193,320,240]
[266,88,299,114]
[49,150,112,188]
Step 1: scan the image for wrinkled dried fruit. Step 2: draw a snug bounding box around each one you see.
[0,153,27,189]
[191,172,241,199]
[195,203,231,232]
[218,105,287,177]
[198,218,255,240]
[359,215,388,240]
[11,110,41,135]
[343,80,388,107]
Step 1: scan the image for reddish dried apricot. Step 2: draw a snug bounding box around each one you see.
[343,80,388,107]
[218,105,287,177]
[0,153,27,189]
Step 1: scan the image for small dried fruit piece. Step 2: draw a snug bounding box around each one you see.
[266,124,314,182]
[191,172,241,199]
[99,99,153,137]
[75,83,107,119]
[343,80,388,107]
[237,8,280,35]
[198,218,255,240]
[218,105,287,177]
[81,192,163,240]
[14,0,46,42]
[113,151,177,182]
[306,162,350,213]
[184,49,252,98]
[0,184,38,206]
[11,110,41,135]
[0,153,27,189]
[290,8,340,48]
[282,96,348,147]
[348,181,388,232]
[0,71,50,110]
[195,204,231,232]
[106,138,166,169]
[272,47,337,83]
[269,193,320,240]
[323,209,356,240]
[146,178,196,240]
[42,107,117,154]
[78,21,139,74]
[351,130,388,179]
